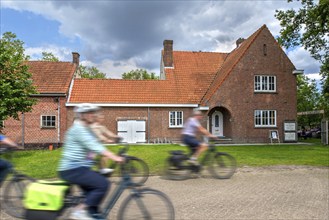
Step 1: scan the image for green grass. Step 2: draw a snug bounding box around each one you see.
[4,140,329,179]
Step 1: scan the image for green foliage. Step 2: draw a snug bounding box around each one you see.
[0,32,38,124]
[275,0,329,117]
[296,75,322,126]
[79,65,107,79]
[41,52,59,62]
[122,69,159,80]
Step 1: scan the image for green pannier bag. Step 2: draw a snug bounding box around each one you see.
[24,180,70,220]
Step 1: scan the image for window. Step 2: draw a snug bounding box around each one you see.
[254,75,276,92]
[169,111,183,128]
[41,115,56,128]
[254,110,276,127]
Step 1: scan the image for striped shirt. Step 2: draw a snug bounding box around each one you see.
[182,117,201,137]
[58,120,106,171]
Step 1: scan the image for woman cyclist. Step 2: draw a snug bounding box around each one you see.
[58,103,123,220]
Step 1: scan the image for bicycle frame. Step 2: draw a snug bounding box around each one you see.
[101,173,136,218]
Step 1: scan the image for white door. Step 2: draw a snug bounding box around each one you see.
[212,111,223,136]
[117,120,146,143]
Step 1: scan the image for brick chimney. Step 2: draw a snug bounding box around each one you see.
[72,52,80,66]
[163,40,173,67]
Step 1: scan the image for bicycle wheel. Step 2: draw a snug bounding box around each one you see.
[117,188,175,220]
[121,157,149,185]
[163,157,191,180]
[2,174,35,218]
[208,152,236,179]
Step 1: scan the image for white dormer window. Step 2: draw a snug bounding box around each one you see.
[254,75,276,92]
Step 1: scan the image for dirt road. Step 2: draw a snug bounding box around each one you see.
[1,166,328,220]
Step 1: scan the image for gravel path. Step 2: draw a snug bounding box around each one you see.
[1,166,328,220]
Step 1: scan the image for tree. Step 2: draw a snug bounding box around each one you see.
[296,74,321,127]
[0,32,38,126]
[79,65,107,79]
[122,69,159,80]
[41,52,59,62]
[275,0,329,116]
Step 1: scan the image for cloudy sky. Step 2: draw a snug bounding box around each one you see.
[0,0,322,85]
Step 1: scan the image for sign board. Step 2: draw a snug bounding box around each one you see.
[269,130,280,144]
[283,121,297,142]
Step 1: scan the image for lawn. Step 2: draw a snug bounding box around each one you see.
[5,139,329,179]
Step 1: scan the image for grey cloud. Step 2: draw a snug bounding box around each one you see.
[3,0,316,75]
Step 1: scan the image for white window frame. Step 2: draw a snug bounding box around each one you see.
[41,115,56,128]
[254,110,277,127]
[169,111,183,128]
[254,75,276,92]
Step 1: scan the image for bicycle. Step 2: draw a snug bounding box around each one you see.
[25,147,175,220]
[102,142,149,186]
[164,138,237,180]
[0,146,36,219]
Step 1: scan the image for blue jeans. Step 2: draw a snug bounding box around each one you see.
[0,159,12,187]
[59,167,109,214]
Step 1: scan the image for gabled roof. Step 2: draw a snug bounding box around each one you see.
[68,25,273,106]
[27,61,76,94]
[68,52,227,104]
[201,25,267,104]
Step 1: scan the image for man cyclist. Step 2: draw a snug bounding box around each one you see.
[182,110,217,165]
[0,134,18,187]
[58,103,123,220]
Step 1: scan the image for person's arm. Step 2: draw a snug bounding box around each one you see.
[101,150,123,162]
[198,126,217,139]
[0,136,18,147]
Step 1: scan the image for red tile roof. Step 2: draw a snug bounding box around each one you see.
[27,61,76,94]
[68,25,268,105]
[69,52,227,104]
[201,25,266,103]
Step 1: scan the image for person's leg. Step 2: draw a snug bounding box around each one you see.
[59,167,110,215]
[0,159,12,187]
[193,142,208,158]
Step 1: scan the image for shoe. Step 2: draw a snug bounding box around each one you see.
[99,168,114,174]
[69,209,94,220]
[188,158,199,166]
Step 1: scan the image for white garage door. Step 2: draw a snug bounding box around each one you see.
[117,120,146,143]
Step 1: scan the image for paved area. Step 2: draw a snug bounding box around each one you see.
[1,166,328,220]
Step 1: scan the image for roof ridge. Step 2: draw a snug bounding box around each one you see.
[201,24,267,104]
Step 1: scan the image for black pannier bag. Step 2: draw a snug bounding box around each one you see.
[169,151,188,168]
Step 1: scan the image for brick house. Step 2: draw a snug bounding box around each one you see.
[2,24,299,145]
[66,25,299,143]
[2,53,79,148]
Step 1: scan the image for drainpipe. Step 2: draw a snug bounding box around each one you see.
[147,107,150,143]
[22,113,25,147]
[57,97,60,146]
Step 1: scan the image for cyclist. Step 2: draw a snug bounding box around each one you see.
[90,112,122,175]
[0,134,17,187]
[182,110,217,165]
[58,103,123,220]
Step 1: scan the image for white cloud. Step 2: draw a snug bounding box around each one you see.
[25,46,73,61]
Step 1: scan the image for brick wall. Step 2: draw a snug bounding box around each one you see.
[3,96,68,148]
[207,28,297,143]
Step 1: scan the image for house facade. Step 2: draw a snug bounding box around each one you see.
[2,53,79,148]
[3,25,299,145]
[67,25,298,144]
